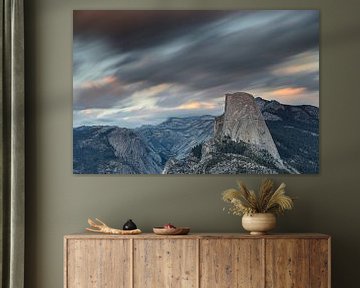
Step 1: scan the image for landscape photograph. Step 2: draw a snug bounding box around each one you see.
[73,10,319,174]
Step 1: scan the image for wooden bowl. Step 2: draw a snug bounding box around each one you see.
[153,227,190,235]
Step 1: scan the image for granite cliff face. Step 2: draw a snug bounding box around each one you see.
[215,92,280,160]
[136,115,214,160]
[73,126,163,174]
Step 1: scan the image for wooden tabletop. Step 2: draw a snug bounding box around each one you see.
[65,232,330,240]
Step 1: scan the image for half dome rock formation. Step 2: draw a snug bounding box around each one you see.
[215,92,281,160]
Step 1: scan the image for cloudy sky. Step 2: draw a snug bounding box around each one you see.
[73,10,319,128]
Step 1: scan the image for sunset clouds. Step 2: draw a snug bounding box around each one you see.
[73,10,319,128]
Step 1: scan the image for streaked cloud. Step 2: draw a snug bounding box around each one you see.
[73,10,319,127]
[177,101,218,110]
[271,51,319,76]
[80,75,117,89]
[271,87,307,97]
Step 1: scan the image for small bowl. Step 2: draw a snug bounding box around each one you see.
[153,227,190,235]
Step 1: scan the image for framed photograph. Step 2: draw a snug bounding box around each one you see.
[73,10,319,175]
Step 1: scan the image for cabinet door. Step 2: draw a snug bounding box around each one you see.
[66,239,131,288]
[266,239,310,288]
[134,239,198,288]
[200,239,264,288]
[309,239,330,288]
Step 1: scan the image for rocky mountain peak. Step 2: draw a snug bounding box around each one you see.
[215,92,281,160]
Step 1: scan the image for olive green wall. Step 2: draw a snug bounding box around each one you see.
[25,0,360,287]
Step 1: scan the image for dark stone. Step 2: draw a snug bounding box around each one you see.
[123,219,137,230]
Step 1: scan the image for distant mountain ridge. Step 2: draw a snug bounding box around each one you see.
[255,97,319,174]
[73,94,319,174]
[135,115,214,161]
[73,116,214,174]
[73,126,163,174]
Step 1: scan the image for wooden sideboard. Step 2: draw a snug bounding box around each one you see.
[64,233,330,288]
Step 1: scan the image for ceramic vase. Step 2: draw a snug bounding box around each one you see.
[242,213,276,235]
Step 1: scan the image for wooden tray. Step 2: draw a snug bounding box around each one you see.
[153,227,190,235]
